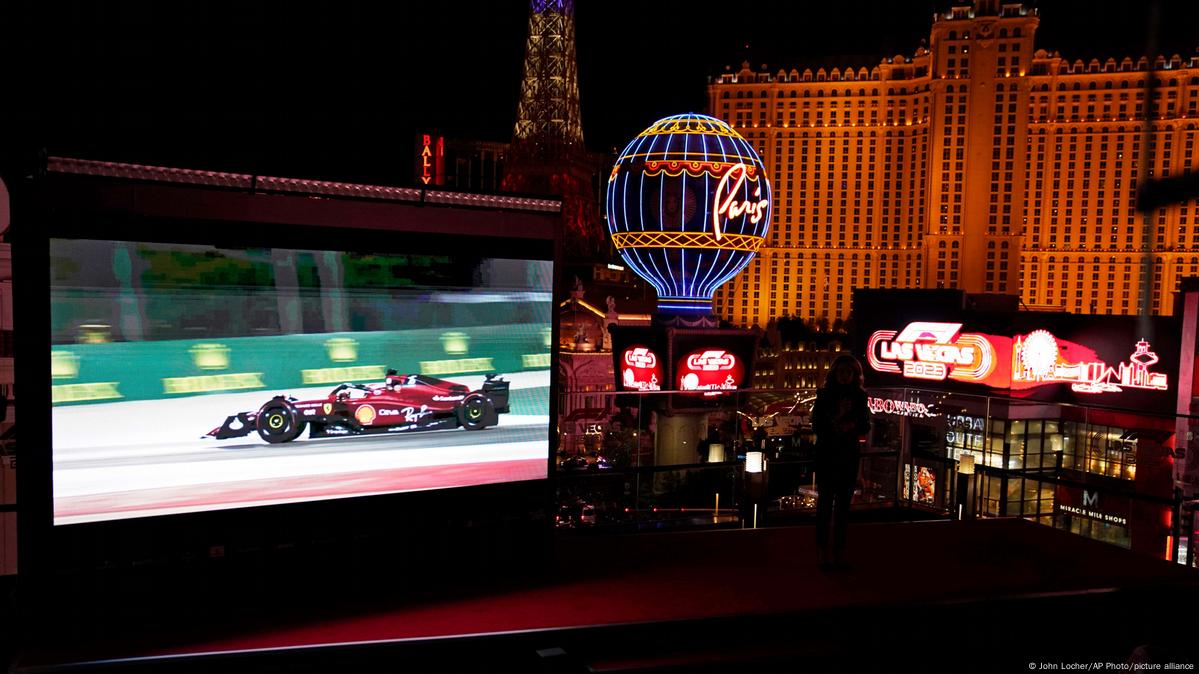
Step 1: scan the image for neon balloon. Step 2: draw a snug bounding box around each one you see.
[606,114,772,315]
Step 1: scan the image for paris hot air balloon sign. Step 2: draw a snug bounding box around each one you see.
[606,114,772,315]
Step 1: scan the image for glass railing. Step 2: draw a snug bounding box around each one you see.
[554,385,1199,566]
[553,386,897,532]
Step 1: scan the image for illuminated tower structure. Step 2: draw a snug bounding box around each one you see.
[708,0,1199,328]
[504,0,602,257]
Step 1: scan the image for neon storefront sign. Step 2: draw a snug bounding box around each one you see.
[1012,331,1168,394]
[419,134,444,186]
[867,322,997,382]
[620,345,663,392]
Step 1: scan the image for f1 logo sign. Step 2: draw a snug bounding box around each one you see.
[867,321,997,383]
[893,322,965,344]
[624,347,657,369]
[686,350,736,371]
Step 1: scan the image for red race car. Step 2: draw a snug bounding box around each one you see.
[206,370,510,443]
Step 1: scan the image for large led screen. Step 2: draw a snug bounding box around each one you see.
[50,239,552,524]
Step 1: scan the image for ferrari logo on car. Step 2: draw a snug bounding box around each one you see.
[323,403,333,415]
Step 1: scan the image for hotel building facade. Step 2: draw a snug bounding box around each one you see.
[708,0,1199,327]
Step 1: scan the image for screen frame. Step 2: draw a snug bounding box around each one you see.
[17,167,562,601]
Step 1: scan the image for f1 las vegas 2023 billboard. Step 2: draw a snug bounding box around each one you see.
[854,292,1180,413]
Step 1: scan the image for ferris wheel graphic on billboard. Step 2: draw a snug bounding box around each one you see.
[1011,331,1168,393]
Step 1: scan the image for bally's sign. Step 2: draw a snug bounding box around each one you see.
[867,322,997,383]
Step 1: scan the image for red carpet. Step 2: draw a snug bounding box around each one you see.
[150,519,1194,655]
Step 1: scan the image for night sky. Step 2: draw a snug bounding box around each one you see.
[6,1,1198,185]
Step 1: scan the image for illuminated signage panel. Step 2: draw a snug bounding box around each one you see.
[1012,331,1169,394]
[676,348,744,396]
[620,345,663,391]
[866,322,1173,401]
[867,322,997,383]
[415,134,445,186]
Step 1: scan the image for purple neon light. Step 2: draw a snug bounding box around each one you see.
[531,0,572,13]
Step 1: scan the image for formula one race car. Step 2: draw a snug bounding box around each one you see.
[206,370,510,443]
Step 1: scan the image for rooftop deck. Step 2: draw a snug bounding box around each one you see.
[17,518,1199,672]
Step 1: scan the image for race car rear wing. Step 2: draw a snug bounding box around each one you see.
[482,374,510,414]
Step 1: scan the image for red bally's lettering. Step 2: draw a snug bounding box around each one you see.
[421,136,434,185]
[711,163,768,241]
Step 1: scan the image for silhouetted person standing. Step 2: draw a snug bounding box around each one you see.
[811,354,871,570]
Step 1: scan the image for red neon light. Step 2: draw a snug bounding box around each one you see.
[868,322,997,383]
[419,134,445,186]
[904,360,948,380]
[677,349,744,393]
[870,321,1170,397]
[621,345,663,392]
[1012,332,1169,394]
[643,160,759,178]
[421,135,433,185]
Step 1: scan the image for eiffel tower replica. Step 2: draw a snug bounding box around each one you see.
[503,0,602,258]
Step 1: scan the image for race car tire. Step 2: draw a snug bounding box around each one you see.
[256,400,306,443]
[458,393,495,431]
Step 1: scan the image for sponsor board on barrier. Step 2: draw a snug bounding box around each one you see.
[301,365,388,385]
[522,353,551,368]
[419,357,495,376]
[52,382,122,404]
[162,373,265,395]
